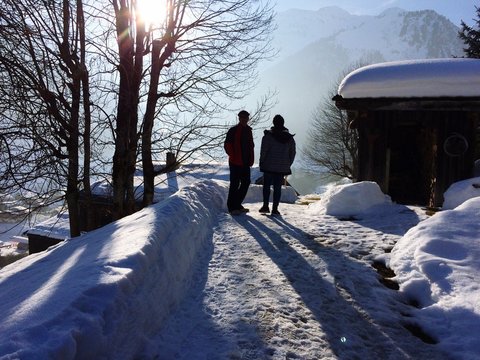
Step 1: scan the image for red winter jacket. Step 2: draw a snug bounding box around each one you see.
[224,124,254,166]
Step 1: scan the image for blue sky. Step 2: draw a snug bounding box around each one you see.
[275,0,478,26]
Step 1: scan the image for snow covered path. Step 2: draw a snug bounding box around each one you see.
[143,202,450,359]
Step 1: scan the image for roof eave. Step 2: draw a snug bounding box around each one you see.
[333,95,480,112]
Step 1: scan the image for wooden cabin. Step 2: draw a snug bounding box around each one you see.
[333,59,480,207]
[26,214,70,254]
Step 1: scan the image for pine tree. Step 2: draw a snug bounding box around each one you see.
[459,6,480,58]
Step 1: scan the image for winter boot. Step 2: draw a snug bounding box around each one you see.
[271,208,280,216]
[259,205,270,213]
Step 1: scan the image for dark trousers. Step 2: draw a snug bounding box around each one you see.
[227,165,251,212]
[263,172,283,210]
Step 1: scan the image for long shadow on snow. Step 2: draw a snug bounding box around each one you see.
[145,213,271,360]
[239,215,449,360]
[142,235,235,359]
[0,220,127,358]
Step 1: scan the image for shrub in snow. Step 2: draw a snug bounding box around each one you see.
[309,181,391,217]
[442,177,480,209]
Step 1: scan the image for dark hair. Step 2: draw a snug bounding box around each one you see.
[273,114,284,128]
[238,110,250,118]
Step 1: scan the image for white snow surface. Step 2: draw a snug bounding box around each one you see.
[308,181,392,217]
[1,166,479,359]
[442,176,480,209]
[390,197,480,358]
[338,58,480,99]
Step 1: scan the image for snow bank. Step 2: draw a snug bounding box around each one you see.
[390,197,480,357]
[307,181,392,217]
[0,180,228,359]
[442,176,480,209]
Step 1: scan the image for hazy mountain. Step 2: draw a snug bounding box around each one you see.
[248,7,465,150]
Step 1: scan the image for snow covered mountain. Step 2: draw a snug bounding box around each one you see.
[272,7,462,62]
[251,6,465,148]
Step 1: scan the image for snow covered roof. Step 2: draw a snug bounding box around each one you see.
[26,213,70,240]
[337,58,480,99]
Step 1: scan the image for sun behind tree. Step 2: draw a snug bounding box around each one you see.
[137,0,168,28]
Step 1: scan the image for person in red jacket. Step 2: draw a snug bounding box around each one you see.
[224,110,254,215]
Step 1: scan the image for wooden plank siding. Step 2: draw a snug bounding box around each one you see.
[352,109,478,207]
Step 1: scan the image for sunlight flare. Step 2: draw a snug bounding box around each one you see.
[137,0,167,27]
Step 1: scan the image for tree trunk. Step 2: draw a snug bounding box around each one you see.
[66,74,81,237]
[61,0,81,237]
[112,2,135,220]
[124,12,146,214]
[77,0,94,231]
[142,40,163,207]
[142,32,176,206]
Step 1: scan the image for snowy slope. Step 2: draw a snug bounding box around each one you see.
[272,7,365,61]
[334,9,462,60]
[272,7,463,65]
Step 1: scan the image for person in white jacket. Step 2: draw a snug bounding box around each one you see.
[259,114,296,215]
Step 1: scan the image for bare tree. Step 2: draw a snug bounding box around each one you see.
[107,0,275,216]
[0,0,275,235]
[303,86,359,180]
[303,59,382,180]
[0,0,93,236]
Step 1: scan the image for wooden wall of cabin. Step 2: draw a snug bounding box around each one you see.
[357,111,430,204]
[357,114,388,192]
[357,110,478,207]
[383,111,434,205]
[433,111,477,207]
